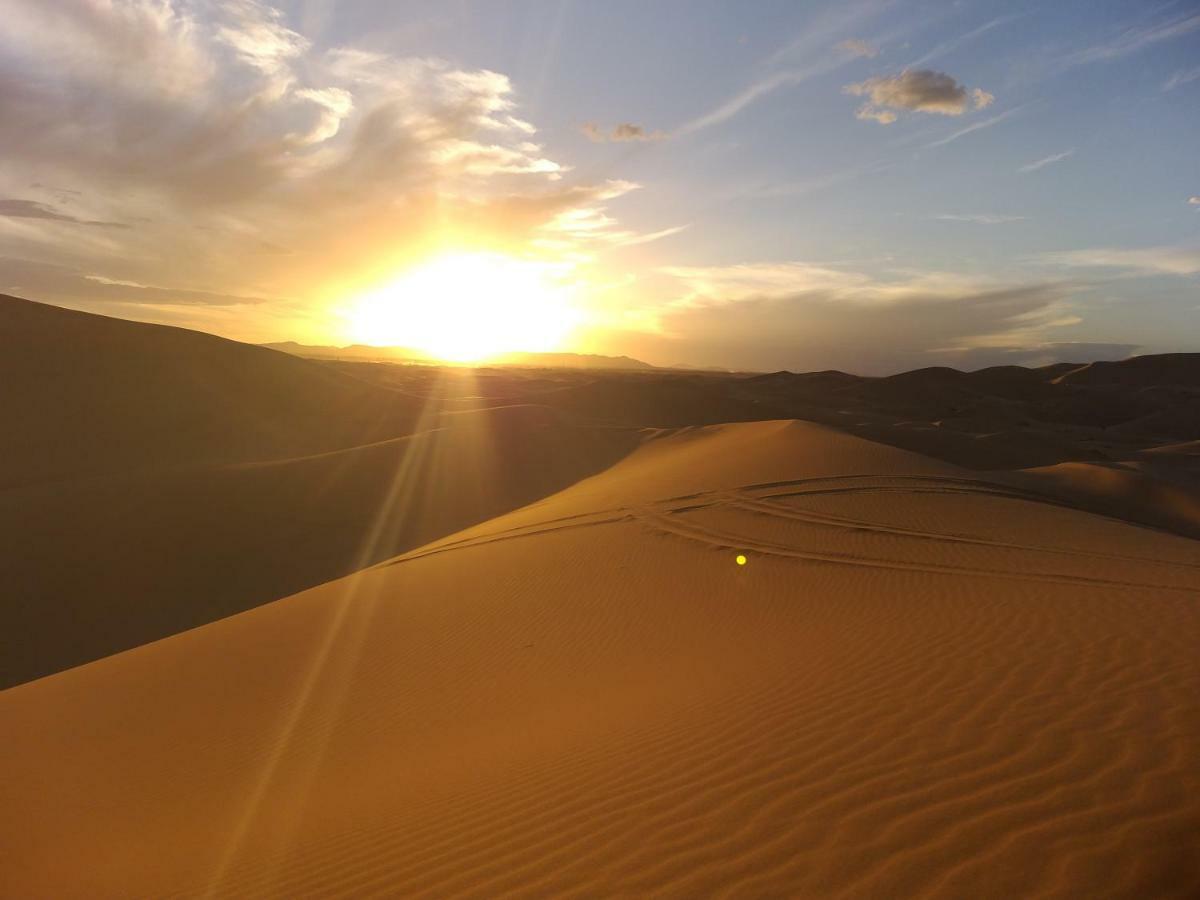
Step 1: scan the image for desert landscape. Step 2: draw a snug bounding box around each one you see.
[3,294,1199,897]
[3,1,1200,896]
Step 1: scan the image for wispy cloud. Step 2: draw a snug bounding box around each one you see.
[907,14,1023,67]
[1042,244,1200,276]
[926,105,1024,148]
[681,1,890,135]
[0,198,126,228]
[84,274,152,289]
[1163,66,1200,91]
[1018,149,1074,174]
[679,68,818,134]
[935,214,1026,225]
[1063,10,1200,66]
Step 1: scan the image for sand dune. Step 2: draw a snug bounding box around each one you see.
[1,296,644,686]
[3,421,1197,898]
[0,295,421,489]
[0,403,640,686]
[1007,460,1200,540]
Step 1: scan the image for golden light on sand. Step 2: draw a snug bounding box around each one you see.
[345,252,582,362]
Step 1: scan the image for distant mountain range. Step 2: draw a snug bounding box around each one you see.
[261,341,656,370]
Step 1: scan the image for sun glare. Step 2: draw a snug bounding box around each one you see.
[345,252,582,362]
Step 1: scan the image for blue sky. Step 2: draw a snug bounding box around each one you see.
[0,0,1196,371]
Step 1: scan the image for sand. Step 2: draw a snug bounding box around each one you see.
[3,420,1198,898]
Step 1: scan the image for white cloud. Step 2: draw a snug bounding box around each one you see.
[292,87,354,145]
[215,0,309,95]
[1018,149,1074,174]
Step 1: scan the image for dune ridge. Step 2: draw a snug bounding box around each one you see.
[3,421,1197,898]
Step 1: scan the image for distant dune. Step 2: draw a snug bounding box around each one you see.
[1,295,422,489]
[3,421,1197,897]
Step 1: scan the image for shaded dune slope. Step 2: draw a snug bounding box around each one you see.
[0,403,640,687]
[3,421,1197,898]
[0,295,643,686]
[0,294,421,489]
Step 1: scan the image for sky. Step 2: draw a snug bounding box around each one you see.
[1,0,1197,373]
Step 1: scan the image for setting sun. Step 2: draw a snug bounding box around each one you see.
[344,252,582,362]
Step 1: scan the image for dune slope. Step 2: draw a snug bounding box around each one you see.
[0,294,421,489]
[0,295,644,686]
[0,404,640,687]
[2,420,1197,898]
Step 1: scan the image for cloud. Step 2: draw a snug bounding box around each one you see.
[680,69,814,134]
[629,261,1085,374]
[0,198,126,228]
[84,274,152,289]
[215,0,309,96]
[1042,244,1200,276]
[292,87,354,145]
[971,88,994,109]
[0,0,655,328]
[1189,197,1200,206]
[1,256,273,306]
[1163,66,1200,91]
[1064,11,1200,66]
[856,106,898,125]
[935,214,1025,225]
[1018,150,1074,174]
[581,122,664,142]
[680,3,891,136]
[844,69,993,123]
[926,105,1023,148]
[837,39,878,58]
[907,15,1023,68]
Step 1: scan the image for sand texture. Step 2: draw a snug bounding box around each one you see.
[3,421,1198,898]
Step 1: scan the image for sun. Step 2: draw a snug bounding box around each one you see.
[344,252,582,362]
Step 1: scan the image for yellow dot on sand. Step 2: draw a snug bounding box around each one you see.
[735,553,747,566]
